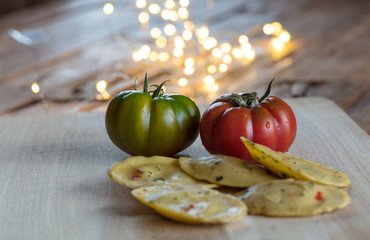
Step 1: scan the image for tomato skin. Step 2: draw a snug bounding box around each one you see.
[105,91,200,157]
[200,96,296,161]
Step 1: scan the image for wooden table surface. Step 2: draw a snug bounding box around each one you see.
[0,97,369,240]
[0,0,369,133]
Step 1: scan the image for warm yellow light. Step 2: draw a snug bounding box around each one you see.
[96,80,107,92]
[245,49,256,60]
[173,48,184,57]
[271,37,284,51]
[222,54,232,64]
[174,36,185,48]
[138,11,149,23]
[203,75,215,86]
[221,43,231,53]
[241,42,252,51]
[148,4,161,14]
[164,0,176,9]
[161,10,171,20]
[207,65,217,74]
[238,35,249,44]
[136,0,147,9]
[179,0,189,7]
[263,24,274,35]
[182,30,192,41]
[219,63,228,72]
[155,36,167,48]
[103,3,114,15]
[149,51,158,61]
[139,45,151,59]
[150,28,161,38]
[211,83,219,92]
[184,57,194,67]
[169,10,179,21]
[178,77,188,87]
[279,30,290,43]
[132,51,142,61]
[272,22,282,34]
[184,67,194,75]
[164,24,176,36]
[212,48,223,58]
[196,27,209,39]
[203,37,217,50]
[31,82,40,93]
[184,21,194,30]
[231,47,244,59]
[158,52,170,62]
[178,7,189,19]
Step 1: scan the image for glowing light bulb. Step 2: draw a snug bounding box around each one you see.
[96,80,107,92]
[184,67,194,75]
[238,35,248,44]
[31,82,40,93]
[174,36,185,48]
[182,30,192,41]
[221,43,231,53]
[179,0,189,7]
[241,42,252,51]
[272,22,282,34]
[132,51,142,61]
[211,83,219,92]
[231,47,244,59]
[103,3,114,15]
[245,49,256,60]
[203,37,217,50]
[136,0,147,9]
[148,4,161,14]
[178,7,189,19]
[207,65,217,74]
[196,27,209,39]
[212,48,223,58]
[156,36,167,48]
[161,10,171,20]
[169,10,179,21]
[203,75,215,86]
[263,24,274,35]
[271,38,284,51]
[279,30,290,43]
[173,48,183,57]
[184,21,194,30]
[138,11,149,23]
[164,24,176,36]
[149,51,158,61]
[184,57,194,67]
[165,0,176,9]
[139,45,151,59]
[219,63,228,72]
[178,77,188,87]
[222,54,232,64]
[150,28,161,38]
[158,52,170,62]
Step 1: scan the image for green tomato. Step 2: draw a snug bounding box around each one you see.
[105,75,200,157]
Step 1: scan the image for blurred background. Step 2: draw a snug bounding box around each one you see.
[0,0,369,133]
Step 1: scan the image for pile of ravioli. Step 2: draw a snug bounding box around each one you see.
[108,137,351,224]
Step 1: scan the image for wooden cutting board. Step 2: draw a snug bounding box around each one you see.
[0,97,369,240]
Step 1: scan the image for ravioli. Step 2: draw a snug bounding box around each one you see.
[108,156,217,188]
[236,179,350,217]
[132,185,247,224]
[240,137,350,188]
[179,155,277,187]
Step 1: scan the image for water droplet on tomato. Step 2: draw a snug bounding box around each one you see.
[266,121,270,129]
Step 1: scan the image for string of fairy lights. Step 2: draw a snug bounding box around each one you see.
[29,0,292,103]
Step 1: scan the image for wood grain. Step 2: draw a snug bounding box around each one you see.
[0,97,369,240]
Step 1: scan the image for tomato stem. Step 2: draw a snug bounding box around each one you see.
[258,77,275,104]
[143,73,148,93]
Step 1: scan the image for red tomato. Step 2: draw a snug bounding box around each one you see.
[200,79,297,161]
